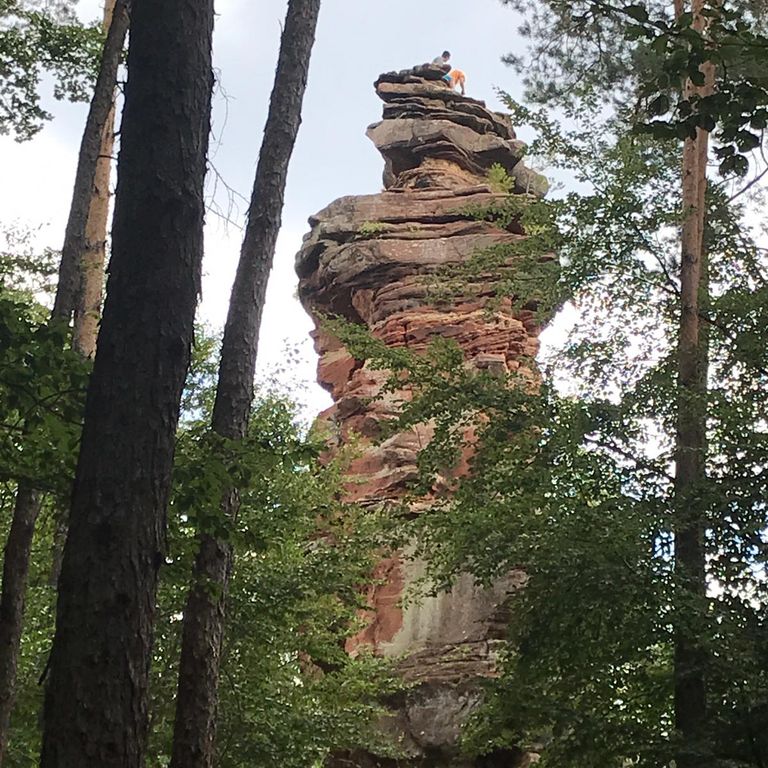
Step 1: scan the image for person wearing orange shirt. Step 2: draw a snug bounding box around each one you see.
[447,69,466,95]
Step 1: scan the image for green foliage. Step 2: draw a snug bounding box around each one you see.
[0,0,104,140]
[460,196,523,232]
[0,236,85,764]
[1,486,58,766]
[179,327,221,420]
[431,175,564,320]
[417,389,678,767]
[0,296,397,764]
[148,362,399,766]
[487,162,516,194]
[327,79,768,763]
[500,0,768,175]
[0,225,58,307]
[0,230,89,493]
[627,3,768,175]
[0,294,88,490]
[357,220,391,238]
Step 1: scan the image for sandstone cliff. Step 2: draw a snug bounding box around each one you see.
[295,66,553,767]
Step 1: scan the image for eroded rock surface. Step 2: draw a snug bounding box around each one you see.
[296,66,551,767]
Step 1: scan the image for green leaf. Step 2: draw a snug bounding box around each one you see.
[715,144,735,157]
[624,4,649,22]
[718,153,749,176]
[647,94,670,117]
[735,130,761,151]
[694,113,716,132]
[651,34,669,54]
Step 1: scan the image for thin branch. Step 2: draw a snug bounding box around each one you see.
[727,161,768,204]
[584,434,675,482]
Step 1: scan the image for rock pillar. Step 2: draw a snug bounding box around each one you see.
[295,67,552,767]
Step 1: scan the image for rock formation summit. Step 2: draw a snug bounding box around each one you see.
[296,67,552,767]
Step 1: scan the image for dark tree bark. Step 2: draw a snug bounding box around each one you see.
[170,2,321,765]
[0,5,130,762]
[40,1,214,765]
[673,0,715,763]
[51,0,130,323]
[0,487,40,765]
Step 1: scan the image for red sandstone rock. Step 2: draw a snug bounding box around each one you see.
[297,67,551,767]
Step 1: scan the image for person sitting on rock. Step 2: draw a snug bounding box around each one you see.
[432,50,451,72]
[447,68,466,95]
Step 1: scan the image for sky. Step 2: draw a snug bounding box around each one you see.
[0,0,537,418]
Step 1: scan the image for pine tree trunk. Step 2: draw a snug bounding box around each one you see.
[0,5,129,761]
[49,0,126,588]
[169,2,321,765]
[0,487,40,765]
[72,0,120,359]
[51,0,130,323]
[40,1,214,765]
[673,0,715,762]
[49,0,123,590]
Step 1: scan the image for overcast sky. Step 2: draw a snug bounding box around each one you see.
[0,0,535,417]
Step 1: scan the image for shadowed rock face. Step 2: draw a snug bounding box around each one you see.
[296,66,551,767]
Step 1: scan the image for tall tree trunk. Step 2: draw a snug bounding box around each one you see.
[0,488,40,765]
[50,0,122,589]
[673,0,715,763]
[0,4,129,762]
[50,0,125,588]
[51,0,131,322]
[40,0,214,765]
[73,0,120,358]
[170,2,321,765]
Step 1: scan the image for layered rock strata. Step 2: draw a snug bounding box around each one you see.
[296,67,552,767]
